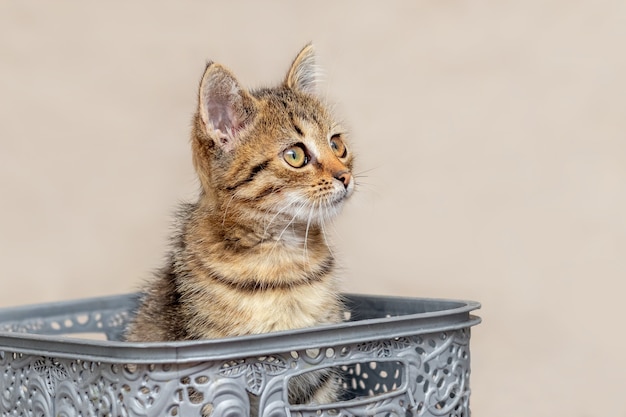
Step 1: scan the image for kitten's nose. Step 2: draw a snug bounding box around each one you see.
[334,171,352,189]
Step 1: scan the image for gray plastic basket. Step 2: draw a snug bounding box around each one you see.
[0,293,480,417]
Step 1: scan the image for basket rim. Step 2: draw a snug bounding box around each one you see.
[0,292,481,364]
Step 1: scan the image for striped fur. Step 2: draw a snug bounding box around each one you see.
[125,45,354,411]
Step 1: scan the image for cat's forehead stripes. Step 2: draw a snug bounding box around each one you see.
[256,88,328,130]
[292,120,304,137]
[288,118,327,160]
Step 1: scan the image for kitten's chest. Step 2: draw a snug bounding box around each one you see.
[245,289,336,333]
[193,283,342,339]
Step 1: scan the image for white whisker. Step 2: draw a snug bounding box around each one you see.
[268,198,308,257]
[222,188,243,226]
[353,166,380,177]
[303,200,317,268]
[262,192,296,236]
[319,200,335,260]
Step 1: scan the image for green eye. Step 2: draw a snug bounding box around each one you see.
[330,135,347,158]
[283,144,308,168]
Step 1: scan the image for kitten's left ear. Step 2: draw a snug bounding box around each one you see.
[285,43,320,95]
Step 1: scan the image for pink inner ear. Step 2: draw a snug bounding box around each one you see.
[207,101,233,133]
[205,98,240,152]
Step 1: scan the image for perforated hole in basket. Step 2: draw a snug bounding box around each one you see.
[287,360,404,405]
[340,360,403,401]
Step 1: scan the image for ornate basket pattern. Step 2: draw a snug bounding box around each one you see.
[0,293,480,417]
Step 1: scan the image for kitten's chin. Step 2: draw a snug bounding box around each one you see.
[270,187,352,226]
[305,194,350,225]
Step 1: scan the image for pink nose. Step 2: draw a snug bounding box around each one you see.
[334,171,352,189]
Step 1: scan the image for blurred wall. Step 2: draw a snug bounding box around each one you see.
[1,1,625,416]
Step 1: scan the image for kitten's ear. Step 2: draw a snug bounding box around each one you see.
[198,62,257,152]
[285,43,320,95]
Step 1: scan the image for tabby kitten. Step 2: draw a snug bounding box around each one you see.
[125,44,354,411]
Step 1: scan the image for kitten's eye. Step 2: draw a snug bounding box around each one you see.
[283,144,309,168]
[330,135,347,158]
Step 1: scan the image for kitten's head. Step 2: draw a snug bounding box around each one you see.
[191,44,354,230]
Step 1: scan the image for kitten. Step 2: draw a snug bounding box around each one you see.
[125,44,354,412]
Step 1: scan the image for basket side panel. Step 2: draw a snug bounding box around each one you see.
[0,327,473,417]
[0,351,228,417]
[256,327,473,416]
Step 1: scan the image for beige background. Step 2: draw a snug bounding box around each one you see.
[1,1,625,416]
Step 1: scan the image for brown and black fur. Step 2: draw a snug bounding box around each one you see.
[125,44,355,412]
